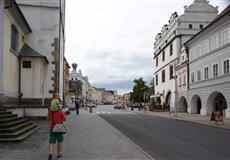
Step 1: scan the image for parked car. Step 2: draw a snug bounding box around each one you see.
[87,102,97,108]
[114,103,123,109]
[130,103,140,108]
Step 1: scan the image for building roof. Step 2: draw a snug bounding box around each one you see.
[64,57,71,68]
[185,5,230,46]
[4,0,32,34]
[19,43,49,63]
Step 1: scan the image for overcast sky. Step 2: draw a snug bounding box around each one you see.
[65,0,228,94]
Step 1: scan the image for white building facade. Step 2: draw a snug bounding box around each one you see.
[153,0,218,112]
[185,5,230,117]
[17,0,66,104]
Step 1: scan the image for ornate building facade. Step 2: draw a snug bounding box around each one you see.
[153,0,218,112]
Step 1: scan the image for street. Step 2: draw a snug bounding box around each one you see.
[1,104,230,160]
[99,105,230,160]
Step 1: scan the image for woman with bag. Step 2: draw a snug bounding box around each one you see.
[48,93,66,160]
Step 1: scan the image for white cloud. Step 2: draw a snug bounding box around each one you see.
[65,0,228,94]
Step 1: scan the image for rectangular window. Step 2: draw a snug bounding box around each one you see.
[179,77,182,86]
[204,41,209,54]
[190,49,194,61]
[169,65,173,79]
[162,51,165,62]
[156,57,158,67]
[189,24,193,29]
[191,72,195,83]
[22,61,32,68]
[204,67,209,80]
[162,70,165,83]
[223,29,230,45]
[170,44,173,56]
[212,35,219,50]
[200,24,203,29]
[156,74,158,86]
[10,25,19,53]
[197,70,201,81]
[197,46,201,58]
[213,64,218,77]
[223,59,229,75]
[183,75,186,85]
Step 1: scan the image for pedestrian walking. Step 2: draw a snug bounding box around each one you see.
[75,97,80,115]
[48,93,66,160]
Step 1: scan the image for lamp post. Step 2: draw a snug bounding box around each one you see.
[173,59,179,117]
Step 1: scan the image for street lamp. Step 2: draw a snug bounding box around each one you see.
[173,59,179,117]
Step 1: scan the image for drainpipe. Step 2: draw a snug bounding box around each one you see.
[58,0,62,104]
[18,57,23,104]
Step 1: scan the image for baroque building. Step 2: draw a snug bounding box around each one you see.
[184,5,230,117]
[153,0,218,112]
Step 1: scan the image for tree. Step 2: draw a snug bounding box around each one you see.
[146,78,155,104]
[130,77,149,103]
[148,78,155,95]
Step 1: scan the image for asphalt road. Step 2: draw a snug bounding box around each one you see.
[99,112,230,160]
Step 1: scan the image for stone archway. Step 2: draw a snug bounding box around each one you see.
[178,96,188,112]
[191,95,202,114]
[206,92,227,116]
[164,91,172,110]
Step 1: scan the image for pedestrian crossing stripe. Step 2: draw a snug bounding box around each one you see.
[96,111,112,114]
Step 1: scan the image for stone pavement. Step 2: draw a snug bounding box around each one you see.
[135,109,230,130]
[0,109,153,160]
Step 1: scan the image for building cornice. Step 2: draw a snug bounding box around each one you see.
[189,74,230,90]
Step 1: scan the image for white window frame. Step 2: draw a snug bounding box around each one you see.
[190,49,194,61]
[196,45,201,58]
[191,72,195,83]
[223,58,230,75]
[211,34,219,50]
[203,40,209,54]
[203,65,209,80]
[223,28,230,45]
[183,72,186,85]
[197,69,201,81]
[212,63,219,78]
[179,76,182,86]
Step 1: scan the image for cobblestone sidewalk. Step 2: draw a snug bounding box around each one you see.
[0,109,153,160]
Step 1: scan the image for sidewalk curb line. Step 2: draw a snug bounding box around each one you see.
[98,114,156,160]
[135,111,230,132]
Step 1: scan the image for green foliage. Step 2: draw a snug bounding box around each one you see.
[130,78,155,103]
[130,77,149,103]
